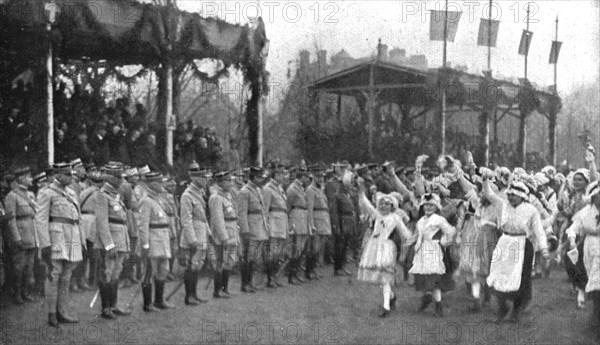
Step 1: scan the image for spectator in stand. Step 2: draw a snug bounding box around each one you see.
[130,103,147,130]
[128,125,147,167]
[73,125,93,164]
[205,127,222,168]
[226,139,241,171]
[179,131,197,167]
[89,122,110,166]
[55,129,71,163]
[196,137,211,167]
[145,133,160,171]
[108,121,130,165]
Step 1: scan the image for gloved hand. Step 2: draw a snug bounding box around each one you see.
[41,246,52,266]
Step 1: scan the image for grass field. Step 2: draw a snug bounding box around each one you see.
[0,265,598,345]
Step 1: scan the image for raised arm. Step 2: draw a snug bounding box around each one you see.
[586,145,597,183]
[482,174,503,208]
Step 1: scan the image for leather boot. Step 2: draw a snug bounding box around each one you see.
[483,284,491,305]
[273,260,284,287]
[293,258,305,283]
[419,293,433,311]
[154,280,174,309]
[111,281,130,316]
[191,271,208,303]
[100,282,116,319]
[184,270,198,306]
[142,283,158,312]
[266,262,277,289]
[241,263,253,293]
[13,274,24,305]
[434,302,444,317]
[221,270,236,296]
[48,313,59,328]
[288,259,300,285]
[247,262,258,291]
[56,308,79,323]
[496,296,509,324]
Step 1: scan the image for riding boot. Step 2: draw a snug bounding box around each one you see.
[213,271,229,298]
[184,270,198,306]
[100,282,115,319]
[266,261,276,288]
[247,261,258,291]
[191,270,208,303]
[13,273,24,305]
[221,270,236,296]
[288,259,300,285]
[153,280,174,309]
[111,281,130,315]
[142,283,158,312]
[496,295,509,324]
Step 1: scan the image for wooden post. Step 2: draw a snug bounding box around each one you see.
[258,96,264,167]
[165,62,174,167]
[367,64,375,158]
[440,0,448,155]
[46,22,54,165]
[519,113,527,168]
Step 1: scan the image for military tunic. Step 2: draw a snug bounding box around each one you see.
[180,183,215,270]
[209,185,239,270]
[263,179,289,261]
[138,190,172,281]
[95,183,130,282]
[238,181,269,264]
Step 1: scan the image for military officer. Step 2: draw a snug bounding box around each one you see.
[4,167,38,304]
[69,158,87,197]
[208,171,239,298]
[138,172,174,311]
[286,167,311,285]
[79,171,104,289]
[330,171,359,277]
[160,177,180,281]
[119,167,141,286]
[306,167,332,278]
[35,162,85,327]
[95,163,131,319]
[237,167,269,293]
[263,164,289,288]
[179,163,214,305]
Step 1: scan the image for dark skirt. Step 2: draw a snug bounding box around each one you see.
[564,240,588,290]
[414,246,456,292]
[495,239,534,307]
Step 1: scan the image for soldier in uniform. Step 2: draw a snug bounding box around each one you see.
[306,167,331,278]
[95,164,132,319]
[179,163,213,305]
[208,171,239,298]
[69,158,87,197]
[161,177,180,281]
[286,167,311,284]
[237,167,269,293]
[79,171,104,290]
[35,162,85,327]
[4,167,38,304]
[330,171,359,277]
[138,172,174,311]
[263,164,289,288]
[119,167,141,286]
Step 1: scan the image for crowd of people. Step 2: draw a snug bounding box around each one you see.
[0,144,599,340]
[0,82,226,174]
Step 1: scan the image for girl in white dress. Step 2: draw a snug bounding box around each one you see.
[409,192,456,317]
[566,181,600,335]
[356,182,412,318]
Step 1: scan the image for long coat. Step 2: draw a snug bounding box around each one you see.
[286,180,309,235]
[330,187,359,237]
[4,187,38,248]
[95,183,130,252]
[306,183,331,236]
[179,183,212,250]
[263,180,288,239]
[237,182,269,241]
[35,182,84,262]
[138,191,172,258]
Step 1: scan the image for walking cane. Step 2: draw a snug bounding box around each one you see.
[165,280,184,301]
[89,289,100,308]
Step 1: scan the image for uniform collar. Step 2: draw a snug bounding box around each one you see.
[101,182,119,196]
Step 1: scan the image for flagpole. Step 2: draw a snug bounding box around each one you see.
[441,0,448,155]
[524,2,530,79]
[554,16,558,90]
[487,0,492,70]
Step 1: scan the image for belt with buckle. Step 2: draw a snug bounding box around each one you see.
[150,223,169,229]
[49,216,79,225]
[109,218,126,225]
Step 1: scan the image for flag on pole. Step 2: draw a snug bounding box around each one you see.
[477,19,500,47]
[429,10,462,42]
[549,41,562,64]
[518,30,533,55]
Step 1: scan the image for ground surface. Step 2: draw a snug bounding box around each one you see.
[0,265,597,345]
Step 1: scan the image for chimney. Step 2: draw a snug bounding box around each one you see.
[377,39,388,61]
[317,50,328,76]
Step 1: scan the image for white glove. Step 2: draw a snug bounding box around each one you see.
[585,144,595,163]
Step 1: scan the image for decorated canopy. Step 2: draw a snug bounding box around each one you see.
[0,0,268,75]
